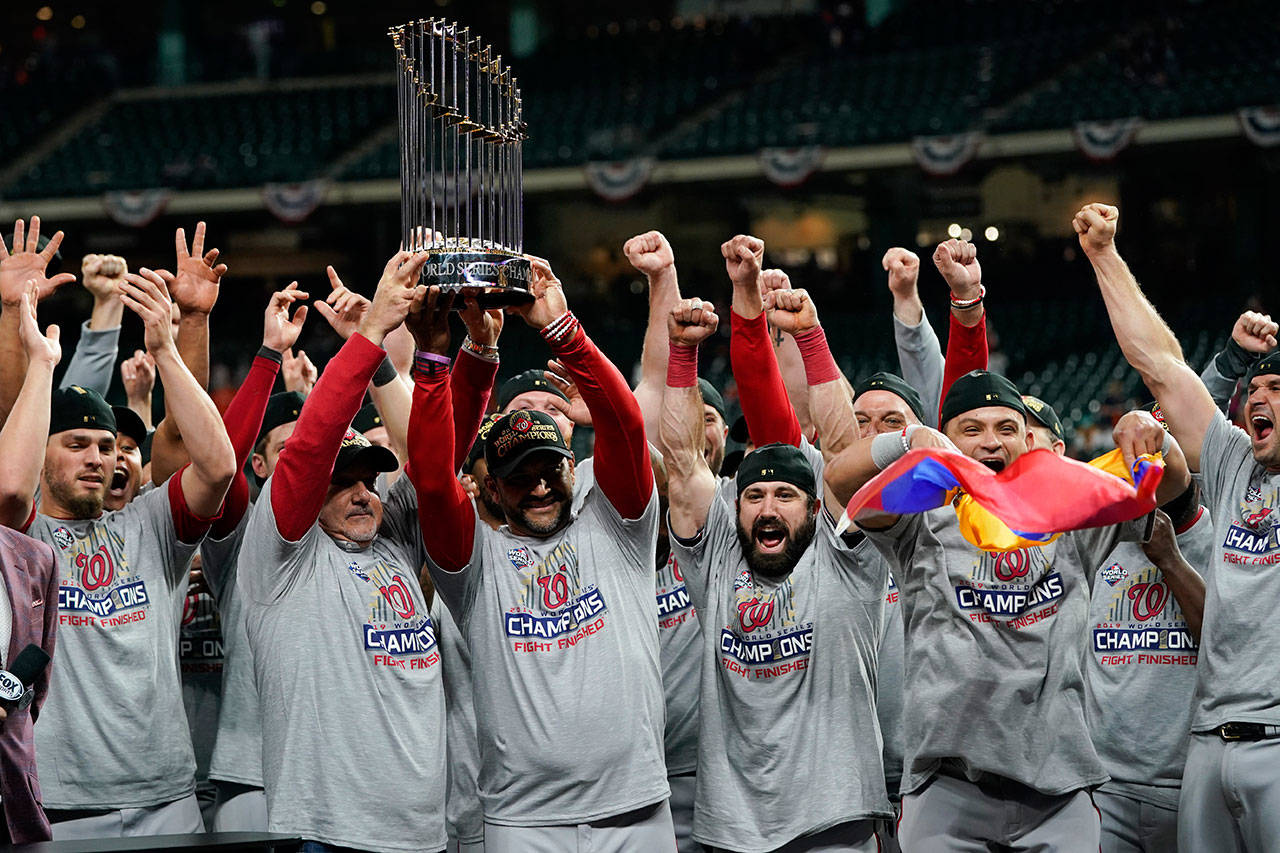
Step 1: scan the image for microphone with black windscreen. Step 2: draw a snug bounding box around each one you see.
[0,644,50,713]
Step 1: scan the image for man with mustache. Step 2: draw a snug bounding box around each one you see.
[825,361,1191,850]
[659,234,893,853]
[0,263,236,839]
[409,258,672,849]
[1076,202,1280,851]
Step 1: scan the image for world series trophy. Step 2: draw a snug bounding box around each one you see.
[390,19,532,306]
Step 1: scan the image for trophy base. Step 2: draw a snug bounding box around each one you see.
[421,251,533,308]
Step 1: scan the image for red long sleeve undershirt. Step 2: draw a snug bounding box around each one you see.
[271,334,386,541]
[209,353,280,539]
[449,349,498,472]
[730,310,803,448]
[939,312,989,423]
[410,368,473,572]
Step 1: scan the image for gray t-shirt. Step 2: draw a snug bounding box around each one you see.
[875,564,906,801]
[1193,411,1280,729]
[433,597,484,845]
[656,551,700,775]
[866,507,1149,797]
[179,567,222,786]
[31,481,199,809]
[671,441,891,852]
[240,476,446,852]
[429,486,667,826]
[204,515,264,788]
[1084,509,1214,808]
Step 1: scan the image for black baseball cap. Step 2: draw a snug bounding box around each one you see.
[940,371,1026,427]
[352,403,384,435]
[485,410,574,479]
[735,442,817,498]
[1021,395,1064,441]
[465,412,505,473]
[1245,349,1280,389]
[497,369,569,411]
[854,372,925,422]
[332,428,399,481]
[49,385,115,436]
[698,378,727,421]
[111,406,148,446]
[257,392,305,445]
[729,415,750,444]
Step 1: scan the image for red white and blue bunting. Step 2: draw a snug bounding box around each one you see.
[1072,118,1142,161]
[911,132,984,177]
[101,189,173,228]
[583,157,654,202]
[262,180,329,224]
[1238,106,1280,148]
[758,146,826,187]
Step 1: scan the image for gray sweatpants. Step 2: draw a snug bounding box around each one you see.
[1179,733,1280,852]
[1095,789,1177,853]
[48,792,204,840]
[705,820,878,853]
[899,773,1099,852]
[211,781,268,832]
[484,800,676,853]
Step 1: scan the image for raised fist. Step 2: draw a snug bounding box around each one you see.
[882,248,920,300]
[764,284,819,336]
[81,254,128,300]
[667,297,719,347]
[721,234,764,291]
[1232,310,1279,354]
[932,240,982,301]
[623,231,675,277]
[1073,203,1119,255]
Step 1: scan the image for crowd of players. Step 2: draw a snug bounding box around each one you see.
[0,203,1275,853]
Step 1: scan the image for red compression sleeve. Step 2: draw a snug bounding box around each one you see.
[450,349,499,472]
[409,369,475,572]
[939,312,989,422]
[549,326,653,519]
[730,310,802,448]
[793,326,840,387]
[210,353,280,537]
[271,334,385,541]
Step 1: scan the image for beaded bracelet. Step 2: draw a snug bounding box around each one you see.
[541,311,581,346]
[460,335,500,363]
[950,284,986,310]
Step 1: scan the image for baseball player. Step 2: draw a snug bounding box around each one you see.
[826,367,1191,851]
[409,259,673,850]
[1078,201,1280,851]
[0,270,236,839]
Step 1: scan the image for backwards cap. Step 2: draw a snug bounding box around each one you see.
[940,370,1026,427]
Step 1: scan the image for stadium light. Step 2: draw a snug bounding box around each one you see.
[959,228,973,242]
[947,223,962,239]
[310,1,327,14]
[985,226,1000,241]
[71,14,85,28]
[36,6,53,21]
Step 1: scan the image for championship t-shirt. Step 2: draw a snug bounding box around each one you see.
[671,441,891,852]
[1192,411,1280,729]
[656,551,700,775]
[31,480,199,809]
[240,476,446,852]
[1084,509,1214,808]
[875,564,906,801]
[179,555,222,788]
[429,486,667,826]
[866,507,1149,796]
[433,598,484,846]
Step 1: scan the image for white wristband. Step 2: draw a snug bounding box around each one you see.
[872,425,922,470]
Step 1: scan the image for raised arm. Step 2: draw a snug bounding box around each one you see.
[824,424,955,514]
[119,269,236,522]
[1142,509,1205,640]
[932,239,989,414]
[625,231,681,444]
[1200,311,1277,411]
[0,287,60,529]
[512,258,653,518]
[886,248,944,427]
[662,298,721,539]
[763,270,818,441]
[1076,204,1218,471]
[58,254,126,395]
[0,218,75,422]
[407,286,477,574]
[271,251,428,540]
[119,350,156,430]
[451,301,502,470]
[723,235,802,447]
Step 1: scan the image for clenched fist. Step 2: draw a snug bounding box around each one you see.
[763,284,819,336]
[721,234,764,291]
[81,254,128,301]
[1073,203,1119,256]
[1232,310,1279,354]
[623,231,675,278]
[668,297,719,348]
[883,248,920,300]
[932,240,982,301]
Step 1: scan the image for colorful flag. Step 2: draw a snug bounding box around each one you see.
[836,447,1163,551]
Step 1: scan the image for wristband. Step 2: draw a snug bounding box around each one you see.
[460,335,500,363]
[372,357,400,387]
[255,345,283,365]
[872,425,922,470]
[667,341,699,388]
[793,326,840,386]
[950,284,986,310]
[540,311,581,347]
[412,350,451,381]
[1215,338,1257,380]
[1160,429,1174,458]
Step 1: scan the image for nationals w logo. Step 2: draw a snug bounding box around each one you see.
[536,570,571,610]
[737,598,775,632]
[1127,581,1169,622]
[75,545,116,592]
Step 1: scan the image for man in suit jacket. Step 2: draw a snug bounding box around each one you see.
[0,525,58,844]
